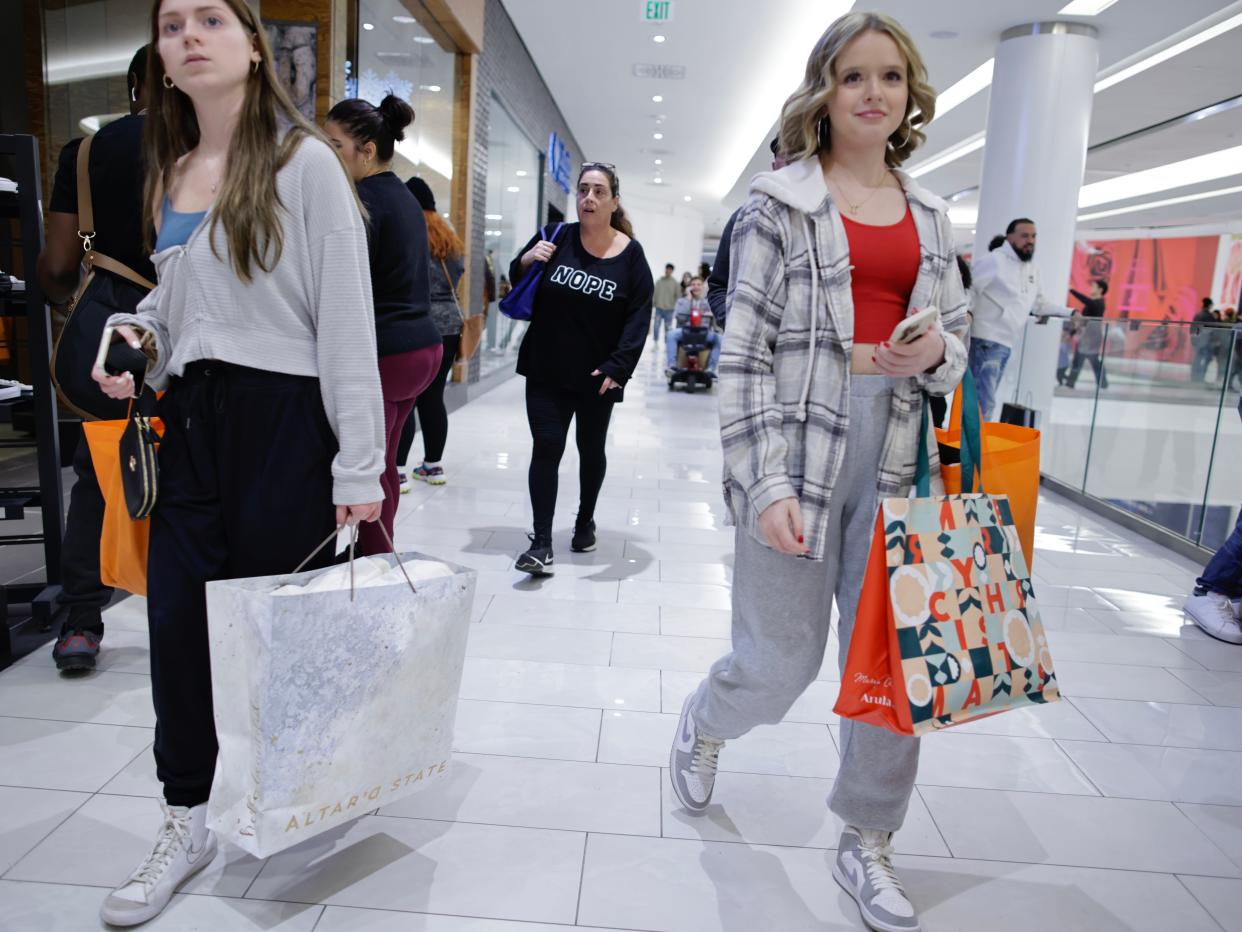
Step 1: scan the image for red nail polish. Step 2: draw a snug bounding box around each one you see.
[797,535,804,543]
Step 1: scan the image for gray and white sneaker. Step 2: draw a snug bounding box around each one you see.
[100,802,217,927]
[833,826,920,932]
[668,693,725,813]
[1185,591,1242,644]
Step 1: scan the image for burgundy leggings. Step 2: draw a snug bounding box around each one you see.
[358,344,443,555]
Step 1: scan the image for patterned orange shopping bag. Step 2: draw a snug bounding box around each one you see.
[833,398,1059,736]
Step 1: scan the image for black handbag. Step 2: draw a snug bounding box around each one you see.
[120,389,159,519]
[49,133,156,421]
[1000,402,1038,428]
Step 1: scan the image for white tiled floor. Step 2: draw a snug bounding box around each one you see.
[3,355,1242,931]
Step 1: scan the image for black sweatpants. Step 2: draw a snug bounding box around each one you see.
[397,334,460,466]
[525,380,615,539]
[147,361,338,807]
[57,427,114,636]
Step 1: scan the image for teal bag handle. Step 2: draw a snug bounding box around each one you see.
[915,368,984,499]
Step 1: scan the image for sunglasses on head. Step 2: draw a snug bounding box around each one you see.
[580,161,616,173]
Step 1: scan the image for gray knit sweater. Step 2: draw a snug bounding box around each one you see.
[108,136,384,506]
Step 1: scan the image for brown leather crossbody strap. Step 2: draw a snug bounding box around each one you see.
[73,131,155,292]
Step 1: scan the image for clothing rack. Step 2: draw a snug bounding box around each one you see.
[0,133,65,662]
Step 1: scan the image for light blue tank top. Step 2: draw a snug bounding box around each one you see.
[155,197,207,252]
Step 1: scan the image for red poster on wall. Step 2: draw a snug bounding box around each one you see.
[1068,236,1220,364]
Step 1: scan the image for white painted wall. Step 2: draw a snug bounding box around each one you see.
[569,192,705,282]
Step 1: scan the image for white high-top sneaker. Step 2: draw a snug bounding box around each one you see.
[100,801,217,927]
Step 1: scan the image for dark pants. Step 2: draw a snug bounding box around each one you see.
[358,345,443,556]
[397,334,460,467]
[147,362,338,807]
[1198,396,1242,598]
[525,380,615,539]
[1066,351,1108,389]
[57,428,114,636]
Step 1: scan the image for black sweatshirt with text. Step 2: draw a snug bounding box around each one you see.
[511,223,654,401]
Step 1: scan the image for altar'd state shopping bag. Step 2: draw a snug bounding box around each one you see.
[834,400,1059,736]
[205,550,475,858]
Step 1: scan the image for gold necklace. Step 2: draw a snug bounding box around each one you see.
[831,165,891,216]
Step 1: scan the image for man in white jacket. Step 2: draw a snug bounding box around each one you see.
[969,218,1072,419]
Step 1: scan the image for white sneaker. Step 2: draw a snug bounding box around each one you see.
[668,694,725,813]
[833,826,920,932]
[100,802,217,927]
[1184,592,1242,644]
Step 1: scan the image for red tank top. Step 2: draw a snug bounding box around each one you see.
[842,208,920,345]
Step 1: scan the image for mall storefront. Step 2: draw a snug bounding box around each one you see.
[12,0,580,394]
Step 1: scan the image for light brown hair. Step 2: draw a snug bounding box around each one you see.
[143,0,346,282]
[777,12,936,168]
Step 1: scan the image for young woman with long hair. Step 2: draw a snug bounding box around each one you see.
[91,0,384,924]
[397,176,465,487]
[509,163,653,575]
[324,96,444,553]
[669,13,968,931]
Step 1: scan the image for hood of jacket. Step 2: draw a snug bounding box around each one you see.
[747,156,949,216]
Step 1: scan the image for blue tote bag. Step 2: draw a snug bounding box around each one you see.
[498,222,565,321]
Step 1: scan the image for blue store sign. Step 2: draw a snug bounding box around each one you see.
[548,132,572,195]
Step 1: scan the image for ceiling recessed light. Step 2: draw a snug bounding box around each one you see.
[420,85,441,92]
[652,95,663,102]
[393,14,417,23]
[507,186,520,193]
[653,35,666,43]
[362,22,374,30]
[654,159,663,165]
[413,36,435,44]
[515,170,528,177]
[653,132,663,139]
[683,195,692,202]
[486,214,503,220]
[653,178,663,184]
[1058,0,1120,14]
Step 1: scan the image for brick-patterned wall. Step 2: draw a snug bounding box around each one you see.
[465,0,581,350]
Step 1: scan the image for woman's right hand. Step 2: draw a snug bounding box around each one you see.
[91,324,145,400]
[757,496,810,556]
[520,239,557,270]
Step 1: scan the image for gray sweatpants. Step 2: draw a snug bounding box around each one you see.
[693,375,920,832]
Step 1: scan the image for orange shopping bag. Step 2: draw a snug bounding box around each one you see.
[937,373,1040,567]
[82,411,163,597]
[834,397,1059,736]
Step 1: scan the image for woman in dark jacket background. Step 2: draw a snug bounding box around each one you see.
[397,177,465,488]
[324,95,444,554]
[509,162,653,576]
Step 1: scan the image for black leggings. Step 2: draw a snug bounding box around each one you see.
[397,334,460,465]
[526,380,616,538]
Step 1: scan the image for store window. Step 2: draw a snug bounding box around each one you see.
[352,0,456,217]
[479,96,541,376]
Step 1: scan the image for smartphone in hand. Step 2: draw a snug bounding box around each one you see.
[890,305,939,345]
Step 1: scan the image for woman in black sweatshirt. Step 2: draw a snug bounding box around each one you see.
[510,163,654,575]
[325,95,444,554]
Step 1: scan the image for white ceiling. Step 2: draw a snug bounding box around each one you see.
[501,0,1242,239]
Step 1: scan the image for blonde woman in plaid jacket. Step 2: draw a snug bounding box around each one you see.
[670,13,968,932]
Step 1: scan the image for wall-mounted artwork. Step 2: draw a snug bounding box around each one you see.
[263,19,317,122]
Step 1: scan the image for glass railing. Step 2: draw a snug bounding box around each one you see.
[1008,317,1242,552]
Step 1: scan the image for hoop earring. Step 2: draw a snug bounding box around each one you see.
[251,60,259,74]
[816,117,830,150]
[162,74,175,89]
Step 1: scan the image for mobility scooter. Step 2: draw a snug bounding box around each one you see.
[667,308,715,394]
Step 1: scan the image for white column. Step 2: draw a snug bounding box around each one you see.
[973,22,1099,419]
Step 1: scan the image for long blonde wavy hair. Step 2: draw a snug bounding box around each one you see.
[777,12,936,168]
[143,0,344,282]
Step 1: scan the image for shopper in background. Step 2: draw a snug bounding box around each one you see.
[37,44,152,673]
[397,176,465,488]
[709,136,787,329]
[1186,392,1242,644]
[510,162,653,576]
[325,95,443,555]
[969,218,1072,419]
[1065,278,1110,390]
[665,275,720,374]
[90,2,384,924]
[669,14,968,932]
[680,270,692,296]
[1192,297,1217,383]
[652,262,680,347]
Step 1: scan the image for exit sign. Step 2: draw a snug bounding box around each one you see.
[642,1,672,22]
